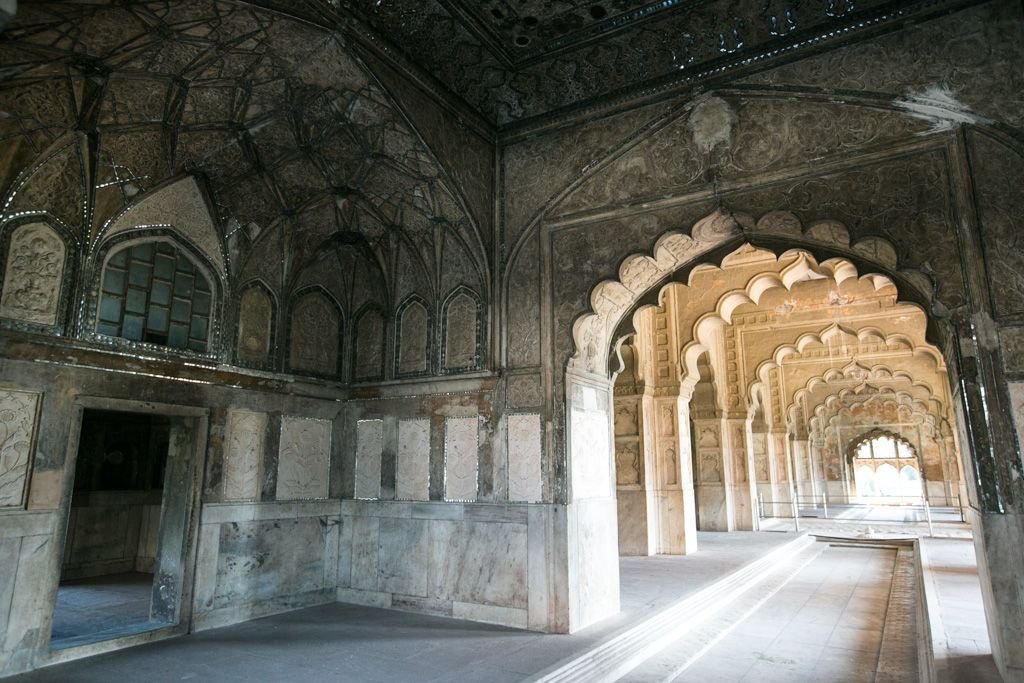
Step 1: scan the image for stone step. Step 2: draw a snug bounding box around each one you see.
[526,533,819,683]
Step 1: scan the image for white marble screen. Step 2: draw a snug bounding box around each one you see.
[0,389,41,508]
[507,413,542,503]
[354,419,384,499]
[223,409,267,501]
[444,416,478,502]
[396,418,430,501]
[276,416,331,500]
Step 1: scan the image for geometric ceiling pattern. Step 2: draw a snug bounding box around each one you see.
[255,0,977,125]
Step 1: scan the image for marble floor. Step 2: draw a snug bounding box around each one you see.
[9,526,995,683]
[664,544,914,683]
[50,572,161,649]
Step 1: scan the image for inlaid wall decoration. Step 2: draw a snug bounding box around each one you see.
[354,307,385,382]
[354,419,383,500]
[569,382,612,500]
[288,288,341,377]
[0,389,41,509]
[0,223,66,326]
[507,413,542,503]
[276,416,331,500]
[444,416,479,501]
[442,287,481,373]
[237,283,275,368]
[396,296,430,377]
[223,409,267,501]
[396,418,430,501]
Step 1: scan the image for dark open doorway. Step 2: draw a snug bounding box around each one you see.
[50,407,199,650]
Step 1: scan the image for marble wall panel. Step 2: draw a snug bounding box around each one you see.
[397,418,430,501]
[355,419,383,500]
[444,416,479,501]
[0,390,40,509]
[276,416,331,500]
[349,515,380,592]
[569,383,612,501]
[377,517,429,596]
[223,409,267,501]
[0,223,65,326]
[428,520,528,608]
[213,517,326,607]
[507,413,542,503]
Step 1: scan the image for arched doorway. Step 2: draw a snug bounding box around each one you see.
[561,209,978,632]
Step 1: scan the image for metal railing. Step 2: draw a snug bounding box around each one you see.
[758,492,964,535]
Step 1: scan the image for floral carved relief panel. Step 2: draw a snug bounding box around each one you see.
[0,223,65,326]
[276,416,331,500]
[237,286,273,367]
[355,309,385,381]
[354,419,384,500]
[396,418,430,501]
[397,301,429,376]
[0,389,41,508]
[507,413,542,503]
[289,292,340,377]
[444,416,478,502]
[223,410,267,501]
[444,292,479,372]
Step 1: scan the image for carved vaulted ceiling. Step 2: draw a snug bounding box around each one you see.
[246,0,979,126]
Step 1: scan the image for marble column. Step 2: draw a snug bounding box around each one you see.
[791,437,813,509]
[653,396,697,554]
[724,417,757,530]
[693,417,734,531]
[614,394,658,556]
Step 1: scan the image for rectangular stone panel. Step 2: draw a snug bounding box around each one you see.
[396,418,430,501]
[276,416,331,500]
[507,413,542,503]
[444,416,478,502]
[355,419,383,500]
[0,389,41,508]
[223,410,266,501]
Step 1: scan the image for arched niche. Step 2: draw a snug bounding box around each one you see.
[353,306,386,382]
[395,295,431,377]
[441,286,482,373]
[236,280,277,368]
[93,236,218,354]
[0,221,69,328]
[287,287,343,378]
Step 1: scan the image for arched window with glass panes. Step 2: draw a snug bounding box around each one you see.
[96,240,214,353]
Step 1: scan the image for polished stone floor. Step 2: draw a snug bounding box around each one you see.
[669,544,910,682]
[15,532,795,682]
[50,572,159,649]
[11,524,995,683]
